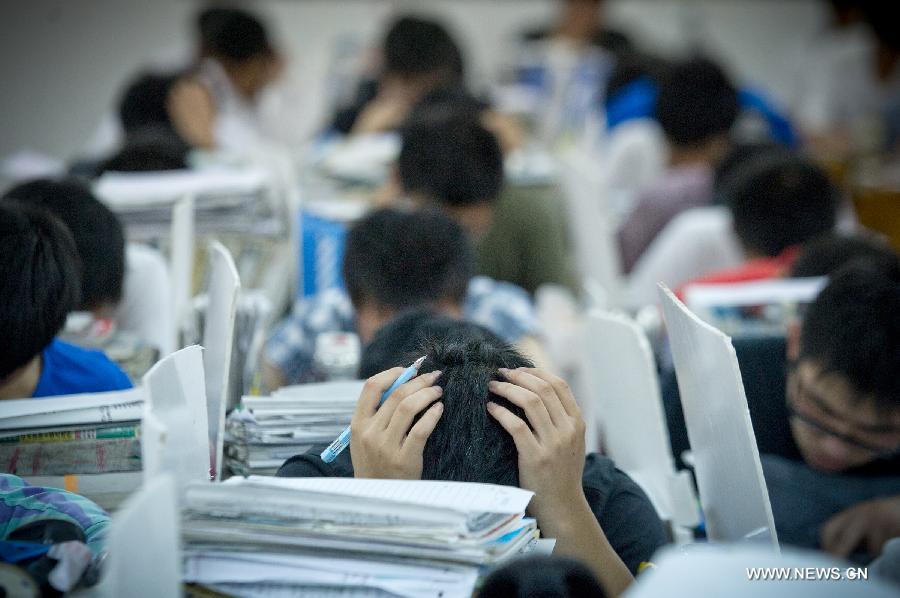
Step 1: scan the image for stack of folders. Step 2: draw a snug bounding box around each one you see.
[225,380,364,476]
[182,476,541,598]
[0,388,145,509]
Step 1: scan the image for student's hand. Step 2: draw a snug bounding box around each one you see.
[486,368,587,522]
[167,78,216,149]
[350,368,444,479]
[820,495,900,558]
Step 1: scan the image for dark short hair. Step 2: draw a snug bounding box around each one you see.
[118,72,181,137]
[383,16,464,81]
[398,110,504,206]
[790,233,899,278]
[800,262,900,412]
[343,209,473,311]
[721,153,838,257]
[196,7,273,62]
[361,310,533,485]
[3,179,125,310]
[655,57,738,146]
[0,202,81,379]
[480,555,608,598]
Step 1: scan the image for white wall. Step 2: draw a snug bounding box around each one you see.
[0,0,829,161]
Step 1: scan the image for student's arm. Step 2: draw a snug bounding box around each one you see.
[820,494,900,558]
[487,368,634,597]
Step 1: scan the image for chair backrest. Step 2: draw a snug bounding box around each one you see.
[169,194,194,346]
[580,310,699,528]
[557,148,623,308]
[203,241,241,480]
[117,243,175,356]
[141,345,210,488]
[98,474,180,598]
[658,284,778,549]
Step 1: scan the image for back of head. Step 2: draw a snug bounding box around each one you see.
[362,311,533,485]
[398,109,504,207]
[655,56,738,147]
[3,178,125,311]
[196,6,273,63]
[800,260,900,413]
[722,152,838,257]
[480,555,608,598]
[343,209,473,311]
[790,233,899,278]
[118,72,181,137]
[0,202,80,380]
[383,15,464,82]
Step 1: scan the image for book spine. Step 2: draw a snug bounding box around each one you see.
[0,425,141,445]
[1,438,142,476]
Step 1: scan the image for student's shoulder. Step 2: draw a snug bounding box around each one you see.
[581,452,658,514]
[276,444,354,478]
[39,339,132,395]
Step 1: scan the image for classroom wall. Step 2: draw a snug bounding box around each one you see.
[0,0,829,162]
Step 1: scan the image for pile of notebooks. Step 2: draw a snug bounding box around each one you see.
[224,381,363,476]
[182,476,541,597]
[0,389,145,510]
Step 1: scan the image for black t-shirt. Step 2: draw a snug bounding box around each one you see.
[663,335,900,477]
[277,447,668,574]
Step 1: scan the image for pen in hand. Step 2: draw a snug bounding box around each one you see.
[320,356,427,463]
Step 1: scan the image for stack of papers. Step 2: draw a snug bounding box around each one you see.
[0,388,145,510]
[182,476,540,597]
[93,167,281,239]
[225,381,364,476]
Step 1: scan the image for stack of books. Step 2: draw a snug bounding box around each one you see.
[225,381,363,476]
[0,389,145,509]
[182,476,541,597]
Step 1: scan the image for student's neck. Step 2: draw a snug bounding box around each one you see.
[0,355,42,400]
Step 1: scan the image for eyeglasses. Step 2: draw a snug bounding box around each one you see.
[787,370,900,459]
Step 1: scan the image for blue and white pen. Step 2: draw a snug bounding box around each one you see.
[320,355,427,463]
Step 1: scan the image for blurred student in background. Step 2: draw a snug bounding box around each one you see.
[617,57,739,273]
[681,150,839,291]
[263,209,540,389]
[0,203,131,400]
[394,101,577,294]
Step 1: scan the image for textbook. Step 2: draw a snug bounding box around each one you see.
[1,436,141,476]
[182,476,540,597]
[225,380,363,476]
[0,388,144,430]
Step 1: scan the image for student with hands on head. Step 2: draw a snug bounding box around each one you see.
[279,315,666,597]
[350,365,632,596]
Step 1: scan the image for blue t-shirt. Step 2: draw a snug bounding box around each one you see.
[32,339,133,398]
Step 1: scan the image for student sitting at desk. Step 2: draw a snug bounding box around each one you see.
[617,57,739,273]
[679,150,840,293]
[263,209,540,389]
[278,312,666,596]
[0,203,132,400]
[394,103,577,294]
[666,257,900,563]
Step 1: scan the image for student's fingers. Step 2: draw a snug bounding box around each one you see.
[355,368,406,420]
[487,401,540,455]
[488,380,555,439]
[385,385,444,444]
[821,511,866,558]
[497,368,566,428]
[519,368,582,420]
[401,401,445,456]
[375,370,442,430]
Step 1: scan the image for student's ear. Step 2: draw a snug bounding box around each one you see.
[786,319,801,361]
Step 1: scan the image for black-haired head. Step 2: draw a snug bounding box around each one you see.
[0,202,81,380]
[655,56,738,147]
[3,178,124,312]
[360,310,532,486]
